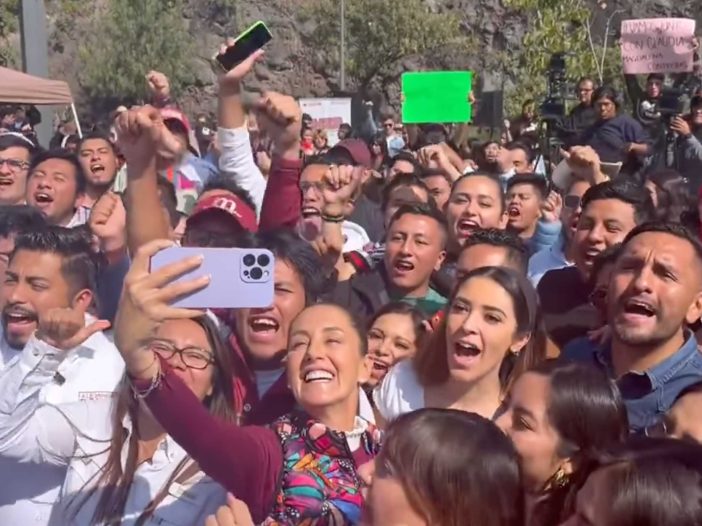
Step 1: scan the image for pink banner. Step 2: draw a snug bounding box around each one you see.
[620,18,696,75]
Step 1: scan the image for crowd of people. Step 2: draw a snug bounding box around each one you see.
[0,32,702,526]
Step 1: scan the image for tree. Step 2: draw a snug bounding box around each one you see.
[78,0,195,109]
[499,0,622,116]
[0,0,19,67]
[300,0,471,93]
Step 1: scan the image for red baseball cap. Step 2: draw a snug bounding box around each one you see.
[328,138,372,168]
[188,191,258,233]
[160,108,192,135]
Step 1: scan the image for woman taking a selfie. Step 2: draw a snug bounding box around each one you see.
[362,408,524,526]
[114,240,381,525]
[497,361,628,526]
[0,309,236,525]
[374,266,546,423]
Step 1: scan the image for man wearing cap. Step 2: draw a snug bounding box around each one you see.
[298,140,372,253]
[182,185,258,248]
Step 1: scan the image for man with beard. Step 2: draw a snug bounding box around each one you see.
[538,180,656,350]
[0,226,123,525]
[77,132,119,209]
[563,222,702,433]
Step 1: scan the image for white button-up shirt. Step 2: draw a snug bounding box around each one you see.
[0,334,226,525]
[0,328,124,525]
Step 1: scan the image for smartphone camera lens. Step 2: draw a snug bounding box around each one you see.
[257,254,270,267]
[243,254,256,267]
[250,267,263,280]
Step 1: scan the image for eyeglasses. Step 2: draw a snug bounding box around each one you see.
[0,158,29,172]
[299,181,326,194]
[564,195,581,209]
[148,340,215,370]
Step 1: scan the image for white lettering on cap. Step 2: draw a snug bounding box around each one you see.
[213,196,242,218]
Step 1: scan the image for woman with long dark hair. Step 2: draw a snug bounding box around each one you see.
[362,408,524,526]
[0,314,236,525]
[644,168,693,223]
[497,361,629,526]
[364,301,426,390]
[113,240,381,525]
[561,437,702,526]
[374,266,546,423]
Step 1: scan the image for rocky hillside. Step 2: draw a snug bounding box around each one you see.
[36,0,702,117]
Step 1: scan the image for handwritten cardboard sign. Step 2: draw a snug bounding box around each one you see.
[620,18,696,75]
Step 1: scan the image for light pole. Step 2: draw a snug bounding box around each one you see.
[340,0,346,91]
[20,0,52,146]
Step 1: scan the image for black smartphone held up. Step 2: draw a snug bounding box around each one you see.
[216,21,272,71]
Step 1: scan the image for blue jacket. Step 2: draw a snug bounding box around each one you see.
[561,332,702,434]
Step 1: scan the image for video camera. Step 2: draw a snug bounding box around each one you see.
[658,87,690,118]
[540,53,568,122]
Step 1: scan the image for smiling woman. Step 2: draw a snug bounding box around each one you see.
[113,240,381,525]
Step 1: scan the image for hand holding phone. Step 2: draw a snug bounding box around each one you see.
[215,21,272,72]
[150,247,275,309]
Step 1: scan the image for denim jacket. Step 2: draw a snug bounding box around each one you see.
[562,332,702,433]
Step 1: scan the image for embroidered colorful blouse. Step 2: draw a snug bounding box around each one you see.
[136,359,381,525]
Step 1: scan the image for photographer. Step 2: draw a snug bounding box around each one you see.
[669,95,702,192]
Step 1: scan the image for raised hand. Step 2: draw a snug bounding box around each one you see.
[254,92,302,158]
[565,145,607,185]
[146,71,171,101]
[216,38,265,91]
[89,191,126,254]
[113,239,208,359]
[205,494,255,526]
[36,307,110,351]
[540,190,563,224]
[114,105,185,172]
[322,164,360,213]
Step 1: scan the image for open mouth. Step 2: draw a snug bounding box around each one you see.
[393,259,415,273]
[248,315,279,334]
[303,369,334,383]
[508,205,520,218]
[301,206,320,219]
[457,218,479,236]
[454,341,481,357]
[3,308,37,328]
[0,177,14,187]
[582,247,601,263]
[90,163,105,174]
[33,191,53,204]
[622,299,656,318]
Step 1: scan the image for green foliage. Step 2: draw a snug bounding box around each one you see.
[0,0,19,67]
[501,0,622,116]
[78,0,195,106]
[300,0,472,91]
